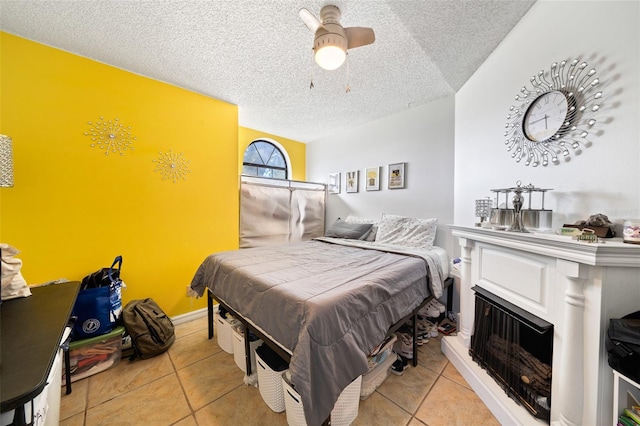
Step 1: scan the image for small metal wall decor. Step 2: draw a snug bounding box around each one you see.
[153,150,191,183]
[504,58,602,167]
[0,134,14,187]
[84,116,137,156]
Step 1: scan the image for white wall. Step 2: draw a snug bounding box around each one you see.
[454,0,640,230]
[305,1,638,318]
[307,95,455,250]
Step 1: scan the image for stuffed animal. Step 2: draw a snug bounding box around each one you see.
[586,213,614,228]
[574,213,616,236]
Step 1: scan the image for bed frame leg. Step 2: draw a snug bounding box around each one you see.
[207,290,214,340]
[412,312,418,367]
[243,323,253,375]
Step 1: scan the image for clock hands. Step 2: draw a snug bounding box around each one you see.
[529,114,550,129]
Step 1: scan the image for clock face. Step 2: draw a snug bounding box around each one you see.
[522,90,569,142]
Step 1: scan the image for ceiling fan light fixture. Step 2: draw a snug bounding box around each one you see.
[302,5,373,71]
[315,44,346,70]
[314,30,347,70]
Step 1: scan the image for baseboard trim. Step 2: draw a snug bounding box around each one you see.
[171,306,213,326]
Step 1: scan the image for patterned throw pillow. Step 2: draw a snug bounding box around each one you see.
[345,215,380,242]
[375,214,437,248]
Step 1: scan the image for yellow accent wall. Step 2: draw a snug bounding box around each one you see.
[0,32,240,316]
[239,127,306,181]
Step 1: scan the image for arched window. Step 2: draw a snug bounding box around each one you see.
[242,140,289,179]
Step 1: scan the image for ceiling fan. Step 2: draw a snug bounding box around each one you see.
[299,5,375,71]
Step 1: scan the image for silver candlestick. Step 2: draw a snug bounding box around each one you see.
[508,181,528,232]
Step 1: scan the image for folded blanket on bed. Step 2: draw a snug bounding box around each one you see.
[315,237,446,298]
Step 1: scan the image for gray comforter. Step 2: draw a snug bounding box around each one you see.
[190,238,444,426]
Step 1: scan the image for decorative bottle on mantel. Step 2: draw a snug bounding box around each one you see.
[508,182,528,233]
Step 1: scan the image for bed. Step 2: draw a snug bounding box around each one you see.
[190,215,450,426]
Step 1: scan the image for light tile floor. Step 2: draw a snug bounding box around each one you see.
[60,316,499,425]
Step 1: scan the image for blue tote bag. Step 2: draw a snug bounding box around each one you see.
[72,256,123,340]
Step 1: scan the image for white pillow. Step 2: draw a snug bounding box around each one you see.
[1,244,32,300]
[375,214,437,248]
[345,215,380,242]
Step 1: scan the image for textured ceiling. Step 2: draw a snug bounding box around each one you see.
[0,0,535,143]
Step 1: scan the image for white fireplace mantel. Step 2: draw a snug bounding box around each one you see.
[442,225,640,426]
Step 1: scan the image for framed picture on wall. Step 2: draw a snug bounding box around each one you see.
[365,167,380,191]
[346,170,359,193]
[328,172,341,194]
[388,162,405,189]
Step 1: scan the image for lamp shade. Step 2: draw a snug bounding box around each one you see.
[0,135,13,187]
[475,198,492,222]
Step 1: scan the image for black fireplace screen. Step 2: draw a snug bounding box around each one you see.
[470,286,553,422]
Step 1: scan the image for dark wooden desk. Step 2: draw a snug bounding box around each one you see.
[0,281,79,413]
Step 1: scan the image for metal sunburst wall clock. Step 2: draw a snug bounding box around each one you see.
[153,150,191,183]
[504,58,602,167]
[84,116,137,156]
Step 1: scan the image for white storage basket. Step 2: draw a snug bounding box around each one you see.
[232,327,262,373]
[214,311,237,354]
[360,351,397,400]
[255,350,288,412]
[331,375,362,426]
[282,373,362,426]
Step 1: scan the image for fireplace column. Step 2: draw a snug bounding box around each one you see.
[556,259,587,426]
[458,237,475,347]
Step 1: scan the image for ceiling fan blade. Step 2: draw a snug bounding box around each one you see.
[299,8,322,33]
[345,27,375,49]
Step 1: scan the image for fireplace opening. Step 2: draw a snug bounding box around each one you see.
[470,286,553,422]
